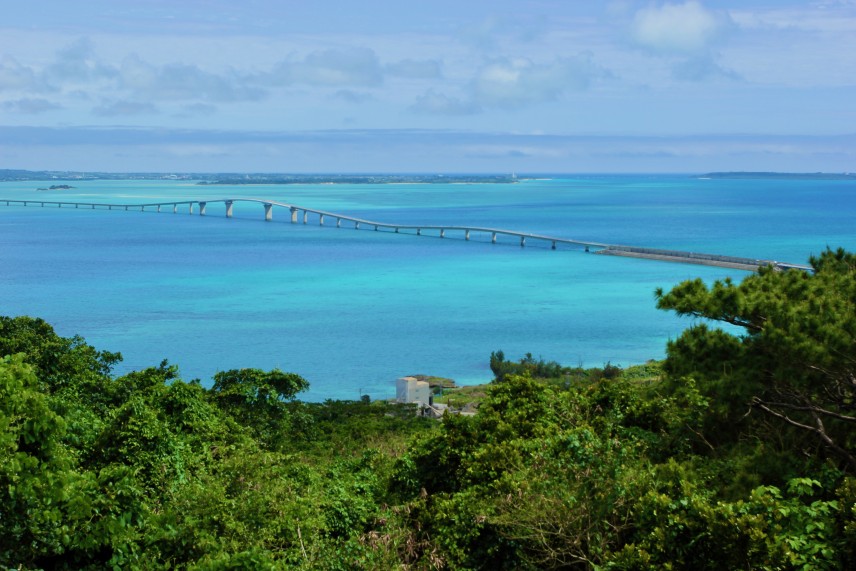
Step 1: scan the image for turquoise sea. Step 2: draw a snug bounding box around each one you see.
[1,175,854,400]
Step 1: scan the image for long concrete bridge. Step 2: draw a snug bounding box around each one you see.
[1,197,812,272]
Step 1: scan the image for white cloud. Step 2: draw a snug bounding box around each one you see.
[92,99,158,116]
[2,97,62,114]
[0,55,47,92]
[118,55,158,92]
[457,14,505,49]
[731,5,856,34]
[671,54,740,81]
[632,1,732,54]
[44,38,117,83]
[471,55,605,109]
[385,59,442,79]
[119,55,263,103]
[410,90,480,115]
[456,12,551,50]
[4,38,265,107]
[332,90,373,103]
[270,48,383,87]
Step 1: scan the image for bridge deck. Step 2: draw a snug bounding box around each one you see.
[1,197,812,272]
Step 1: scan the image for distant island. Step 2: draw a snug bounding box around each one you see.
[197,174,519,184]
[5,168,855,184]
[702,171,856,180]
[36,184,75,191]
[0,169,519,185]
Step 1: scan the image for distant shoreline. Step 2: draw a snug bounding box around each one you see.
[0,169,520,184]
[702,171,856,180]
[4,168,856,184]
[196,174,520,185]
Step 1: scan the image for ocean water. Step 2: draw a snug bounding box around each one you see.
[1,175,854,400]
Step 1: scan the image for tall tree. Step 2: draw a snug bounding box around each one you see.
[210,368,309,448]
[656,248,856,470]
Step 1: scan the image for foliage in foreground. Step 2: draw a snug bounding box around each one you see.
[656,247,856,470]
[2,248,856,569]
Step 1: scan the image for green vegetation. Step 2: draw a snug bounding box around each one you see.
[433,384,489,409]
[2,248,856,569]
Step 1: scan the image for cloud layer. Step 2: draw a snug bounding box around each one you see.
[0,1,854,171]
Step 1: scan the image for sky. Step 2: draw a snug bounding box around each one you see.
[1,0,855,173]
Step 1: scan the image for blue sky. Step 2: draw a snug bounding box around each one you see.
[1,0,854,173]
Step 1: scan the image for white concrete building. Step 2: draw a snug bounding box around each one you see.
[396,376,432,406]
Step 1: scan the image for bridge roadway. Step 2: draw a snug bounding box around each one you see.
[1,197,812,272]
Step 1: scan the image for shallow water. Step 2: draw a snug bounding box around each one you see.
[1,175,854,400]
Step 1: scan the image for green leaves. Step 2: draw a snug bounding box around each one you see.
[210,368,311,450]
[4,298,856,569]
[0,355,145,568]
[657,248,856,470]
[0,315,122,393]
[212,368,309,406]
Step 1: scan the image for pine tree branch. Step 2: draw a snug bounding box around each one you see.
[751,398,856,470]
[758,400,856,423]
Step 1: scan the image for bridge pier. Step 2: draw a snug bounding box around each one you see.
[199,202,207,216]
[417,228,421,236]
[173,204,178,214]
[491,232,497,243]
[440,229,445,238]
[520,236,526,247]
[319,214,324,225]
[108,205,112,211]
[157,205,161,213]
[303,211,308,224]
[225,201,233,218]
[336,218,341,228]
[290,207,297,223]
[125,206,129,211]
[189,203,194,214]
[264,203,273,221]
[551,241,556,250]
[355,221,360,229]
[374,225,378,231]
[395,227,399,233]
[465,230,470,240]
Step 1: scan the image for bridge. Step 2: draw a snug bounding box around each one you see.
[1,197,812,272]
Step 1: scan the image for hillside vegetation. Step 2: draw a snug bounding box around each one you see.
[2,249,855,569]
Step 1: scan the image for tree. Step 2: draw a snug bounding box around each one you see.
[656,248,856,470]
[0,315,121,393]
[211,368,308,414]
[0,355,147,569]
[489,350,564,381]
[210,368,310,448]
